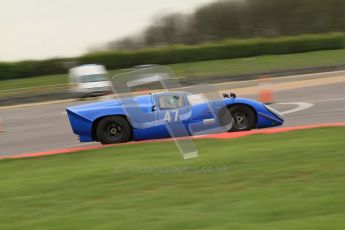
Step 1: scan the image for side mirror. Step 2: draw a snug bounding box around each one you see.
[222,93,230,98]
[222,93,236,98]
[230,93,236,98]
[152,105,157,112]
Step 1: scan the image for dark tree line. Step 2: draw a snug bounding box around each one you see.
[96,0,345,51]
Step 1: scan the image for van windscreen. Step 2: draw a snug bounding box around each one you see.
[81,74,107,83]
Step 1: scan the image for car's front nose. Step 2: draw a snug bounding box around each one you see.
[264,104,284,124]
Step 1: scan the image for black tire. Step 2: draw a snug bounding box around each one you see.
[96,116,131,144]
[229,105,256,131]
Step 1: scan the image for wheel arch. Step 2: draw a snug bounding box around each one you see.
[92,115,133,141]
[226,103,258,126]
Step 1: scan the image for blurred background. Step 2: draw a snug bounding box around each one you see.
[1,0,345,104]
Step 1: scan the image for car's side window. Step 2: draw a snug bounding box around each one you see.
[159,94,185,109]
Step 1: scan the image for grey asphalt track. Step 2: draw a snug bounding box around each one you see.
[0,80,344,156]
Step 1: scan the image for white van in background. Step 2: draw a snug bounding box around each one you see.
[69,64,112,98]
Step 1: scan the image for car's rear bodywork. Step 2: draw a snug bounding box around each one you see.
[66,92,284,143]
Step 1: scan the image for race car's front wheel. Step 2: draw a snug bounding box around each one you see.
[229,105,256,131]
[96,116,131,144]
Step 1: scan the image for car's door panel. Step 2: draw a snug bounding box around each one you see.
[154,93,192,138]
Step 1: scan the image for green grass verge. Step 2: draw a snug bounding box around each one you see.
[171,48,345,78]
[0,74,67,92]
[0,127,345,229]
[2,48,345,98]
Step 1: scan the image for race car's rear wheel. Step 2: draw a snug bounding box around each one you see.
[96,116,131,144]
[229,105,256,131]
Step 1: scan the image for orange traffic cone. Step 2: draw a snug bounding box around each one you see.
[258,77,274,104]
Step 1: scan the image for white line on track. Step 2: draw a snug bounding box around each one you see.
[276,102,314,115]
[273,97,345,115]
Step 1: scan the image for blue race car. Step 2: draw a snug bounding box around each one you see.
[66,91,284,144]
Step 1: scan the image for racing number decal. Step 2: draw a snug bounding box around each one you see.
[164,110,179,122]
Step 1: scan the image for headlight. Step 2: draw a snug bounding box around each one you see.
[264,104,284,121]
